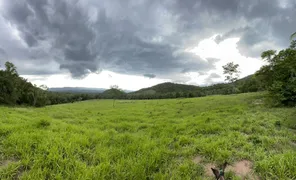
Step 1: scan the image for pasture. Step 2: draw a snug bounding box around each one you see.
[0,93,295,179]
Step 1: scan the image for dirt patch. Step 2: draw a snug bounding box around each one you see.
[204,163,217,176]
[228,160,252,176]
[0,159,25,179]
[0,159,16,168]
[192,156,203,164]
[192,156,217,177]
[192,156,259,179]
[228,160,259,180]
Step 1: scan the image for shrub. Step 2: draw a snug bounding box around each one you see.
[37,119,51,128]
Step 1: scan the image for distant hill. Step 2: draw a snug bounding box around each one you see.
[49,87,132,94]
[48,75,259,99]
[131,82,200,95]
[101,88,126,99]
[128,74,260,99]
[234,75,253,84]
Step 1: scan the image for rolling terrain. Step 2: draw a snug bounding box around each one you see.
[0,92,295,179]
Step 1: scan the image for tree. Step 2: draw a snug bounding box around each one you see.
[0,62,19,104]
[256,40,296,106]
[291,32,296,40]
[222,62,240,83]
[4,61,18,76]
[110,85,119,90]
[261,50,277,64]
[0,61,100,106]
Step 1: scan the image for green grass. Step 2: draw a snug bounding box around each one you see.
[0,92,295,179]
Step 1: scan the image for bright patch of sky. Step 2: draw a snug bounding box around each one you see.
[23,36,264,90]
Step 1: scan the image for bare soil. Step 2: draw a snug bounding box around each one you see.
[192,156,259,179]
[0,159,16,168]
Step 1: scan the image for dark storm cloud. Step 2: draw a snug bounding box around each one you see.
[214,27,250,44]
[1,0,98,77]
[0,0,295,80]
[211,0,296,57]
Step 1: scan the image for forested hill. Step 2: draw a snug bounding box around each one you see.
[132,82,200,94]
[130,74,258,96]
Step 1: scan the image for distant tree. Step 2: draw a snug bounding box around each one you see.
[261,50,277,64]
[29,84,49,107]
[291,32,296,40]
[290,40,296,49]
[4,61,18,76]
[237,77,258,93]
[110,85,120,90]
[39,84,49,91]
[222,62,240,83]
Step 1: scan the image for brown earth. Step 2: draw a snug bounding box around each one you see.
[192,156,259,179]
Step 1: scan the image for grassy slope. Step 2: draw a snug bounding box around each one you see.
[0,93,295,179]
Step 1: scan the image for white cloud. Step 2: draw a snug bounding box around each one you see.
[187,36,265,85]
[22,70,170,91]
[22,36,267,90]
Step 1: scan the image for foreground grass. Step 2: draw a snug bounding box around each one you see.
[0,93,295,179]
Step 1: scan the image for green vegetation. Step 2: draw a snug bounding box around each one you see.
[0,61,262,107]
[256,40,296,106]
[0,62,48,107]
[222,62,240,83]
[127,77,261,100]
[1,35,296,108]
[0,61,99,107]
[291,32,296,40]
[0,92,295,179]
[100,88,126,99]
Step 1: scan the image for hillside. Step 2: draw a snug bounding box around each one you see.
[0,93,295,179]
[132,82,200,95]
[100,88,126,99]
[129,74,260,99]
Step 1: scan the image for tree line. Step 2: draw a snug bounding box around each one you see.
[0,62,99,107]
[0,40,295,107]
[0,62,261,107]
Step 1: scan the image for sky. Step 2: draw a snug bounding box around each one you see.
[0,0,295,91]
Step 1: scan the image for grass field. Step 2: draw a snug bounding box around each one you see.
[0,93,295,179]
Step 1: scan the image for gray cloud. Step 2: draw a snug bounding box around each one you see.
[215,27,250,44]
[0,47,7,57]
[208,73,221,79]
[212,0,296,57]
[143,74,156,79]
[204,72,222,85]
[0,0,295,81]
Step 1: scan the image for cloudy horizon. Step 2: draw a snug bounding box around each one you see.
[0,0,295,90]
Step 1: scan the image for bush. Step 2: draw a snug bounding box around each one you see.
[37,119,51,128]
